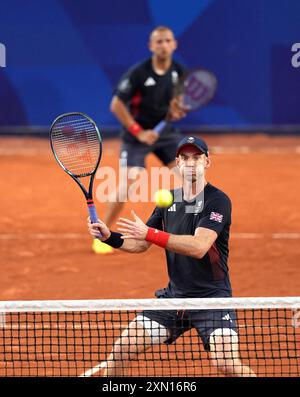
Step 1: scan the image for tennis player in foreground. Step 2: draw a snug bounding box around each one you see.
[87,136,256,377]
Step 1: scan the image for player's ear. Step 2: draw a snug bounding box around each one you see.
[175,156,180,168]
[148,38,154,52]
[204,155,211,169]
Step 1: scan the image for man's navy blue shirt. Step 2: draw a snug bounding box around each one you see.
[114,58,186,142]
[146,183,233,298]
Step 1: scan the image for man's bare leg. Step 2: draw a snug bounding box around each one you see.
[209,329,256,377]
[103,317,168,377]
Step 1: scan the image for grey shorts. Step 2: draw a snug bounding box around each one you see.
[120,130,182,168]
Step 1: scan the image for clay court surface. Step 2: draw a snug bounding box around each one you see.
[0,134,299,301]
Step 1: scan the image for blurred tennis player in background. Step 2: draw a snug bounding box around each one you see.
[88,136,256,377]
[94,25,187,254]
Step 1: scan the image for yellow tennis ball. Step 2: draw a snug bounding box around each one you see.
[154,189,173,208]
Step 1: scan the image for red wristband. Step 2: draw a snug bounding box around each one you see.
[128,122,143,136]
[145,227,170,248]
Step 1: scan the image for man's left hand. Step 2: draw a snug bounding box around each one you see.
[117,210,148,240]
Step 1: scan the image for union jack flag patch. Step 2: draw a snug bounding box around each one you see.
[210,212,223,223]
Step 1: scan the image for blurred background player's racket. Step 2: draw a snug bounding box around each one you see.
[50,112,102,237]
[154,68,217,134]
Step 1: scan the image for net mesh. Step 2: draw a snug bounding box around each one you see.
[0,297,299,377]
[50,114,101,177]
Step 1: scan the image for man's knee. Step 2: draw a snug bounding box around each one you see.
[209,328,240,375]
[108,317,169,367]
[209,328,239,352]
[133,315,169,345]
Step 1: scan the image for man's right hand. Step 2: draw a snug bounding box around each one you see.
[87,217,111,241]
[137,130,159,145]
[168,96,187,121]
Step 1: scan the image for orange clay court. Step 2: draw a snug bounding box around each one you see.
[0,134,299,377]
[0,134,299,300]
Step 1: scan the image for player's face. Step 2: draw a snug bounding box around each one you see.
[176,146,209,182]
[149,30,177,60]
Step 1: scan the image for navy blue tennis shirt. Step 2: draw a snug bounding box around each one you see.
[146,183,233,298]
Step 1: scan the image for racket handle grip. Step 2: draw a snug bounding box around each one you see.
[153,120,167,134]
[88,204,102,238]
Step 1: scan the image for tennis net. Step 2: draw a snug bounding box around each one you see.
[0,297,299,377]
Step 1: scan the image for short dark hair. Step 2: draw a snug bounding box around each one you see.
[149,26,174,40]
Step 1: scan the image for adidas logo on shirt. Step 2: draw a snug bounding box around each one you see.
[144,77,156,87]
[168,203,176,212]
[222,314,233,323]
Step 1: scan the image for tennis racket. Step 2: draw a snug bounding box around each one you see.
[50,112,102,237]
[154,68,217,134]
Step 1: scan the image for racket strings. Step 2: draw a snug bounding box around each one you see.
[183,70,217,110]
[51,115,101,177]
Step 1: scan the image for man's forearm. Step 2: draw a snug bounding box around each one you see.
[166,234,207,259]
[144,226,216,259]
[110,96,136,130]
[120,238,150,253]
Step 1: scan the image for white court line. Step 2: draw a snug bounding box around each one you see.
[232,233,264,239]
[0,233,85,240]
[0,148,116,156]
[272,233,300,239]
[213,146,251,154]
[232,233,300,239]
[79,361,107,377]
[212,146,300,154]
[1,146,300,156]
[0,148,49,156]
[0,233,299,240]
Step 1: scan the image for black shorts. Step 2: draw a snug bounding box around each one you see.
[140,308,237,352]
[120,127,182,168]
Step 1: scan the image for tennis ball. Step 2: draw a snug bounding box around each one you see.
[154,189,173,208]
